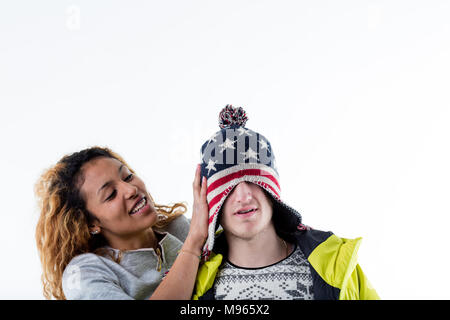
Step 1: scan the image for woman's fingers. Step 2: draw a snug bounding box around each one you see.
[200,177,207,200]
[192,164,201,195]
[193,165,207,210]
[187,165,209,250]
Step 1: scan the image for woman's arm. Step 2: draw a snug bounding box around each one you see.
[149,164,208,300]
[62,254,134,300]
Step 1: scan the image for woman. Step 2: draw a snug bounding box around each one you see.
[35,146,208,299]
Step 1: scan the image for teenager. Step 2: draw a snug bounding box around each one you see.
[193,105,379,300]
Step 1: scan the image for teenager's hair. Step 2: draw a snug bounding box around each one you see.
[271,198,300,243]
[35,146,186,300]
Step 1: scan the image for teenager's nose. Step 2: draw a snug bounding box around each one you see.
[233,182,253,203]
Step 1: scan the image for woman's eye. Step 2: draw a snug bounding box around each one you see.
[104,174,133,201]
[106,190,117,201]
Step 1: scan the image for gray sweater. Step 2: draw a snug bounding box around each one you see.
[62,215,190,300]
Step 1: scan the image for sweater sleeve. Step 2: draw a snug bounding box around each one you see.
[62,253,134,300]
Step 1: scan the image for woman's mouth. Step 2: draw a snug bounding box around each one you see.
[130,197,149,215]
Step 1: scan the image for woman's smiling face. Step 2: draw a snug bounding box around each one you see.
[78,157,157,242]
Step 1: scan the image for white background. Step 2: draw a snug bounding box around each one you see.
[1,1,449,299]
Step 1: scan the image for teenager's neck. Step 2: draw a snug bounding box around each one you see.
[226,227,290,268]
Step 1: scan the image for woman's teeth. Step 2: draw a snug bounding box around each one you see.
[131,198,147,214]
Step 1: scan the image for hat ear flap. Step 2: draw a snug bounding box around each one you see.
[215,209,223,231]
[266,191,301,243]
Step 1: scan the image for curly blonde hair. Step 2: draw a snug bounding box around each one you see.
[35,146,186,300]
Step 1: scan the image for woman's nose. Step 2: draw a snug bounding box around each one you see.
[122,181,138,199]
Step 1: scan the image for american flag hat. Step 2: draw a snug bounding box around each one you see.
[199,105,304,259]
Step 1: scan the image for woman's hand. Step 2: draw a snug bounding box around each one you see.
[149,165,209,300]
[149,165,208,299]
[184,164,209,253]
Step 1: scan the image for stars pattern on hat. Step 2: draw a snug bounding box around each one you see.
[219,138,236,153]
[207,132,220,145]
[241,147,259,161]
[259,139,269,151]
[205,159,218,175]
[237,127,253,136]
[201,129,277,177]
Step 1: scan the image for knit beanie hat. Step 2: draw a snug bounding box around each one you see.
[200,105,305,259]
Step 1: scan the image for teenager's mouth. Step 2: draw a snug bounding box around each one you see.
[130,197,148,215]
[234,207,258,217]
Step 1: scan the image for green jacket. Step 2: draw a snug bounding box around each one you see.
[193,229,379,300]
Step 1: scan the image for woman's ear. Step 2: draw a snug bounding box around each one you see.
[89,225,101,235]
[88,217,101,235]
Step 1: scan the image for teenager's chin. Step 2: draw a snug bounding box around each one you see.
[228,228,260,240]
[231,222,274,240]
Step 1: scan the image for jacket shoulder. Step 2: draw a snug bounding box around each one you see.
[298,230,378,299]
[295,229,335,257]
[306,232,362,289]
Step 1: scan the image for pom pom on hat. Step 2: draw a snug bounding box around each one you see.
[218,104,248,129]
